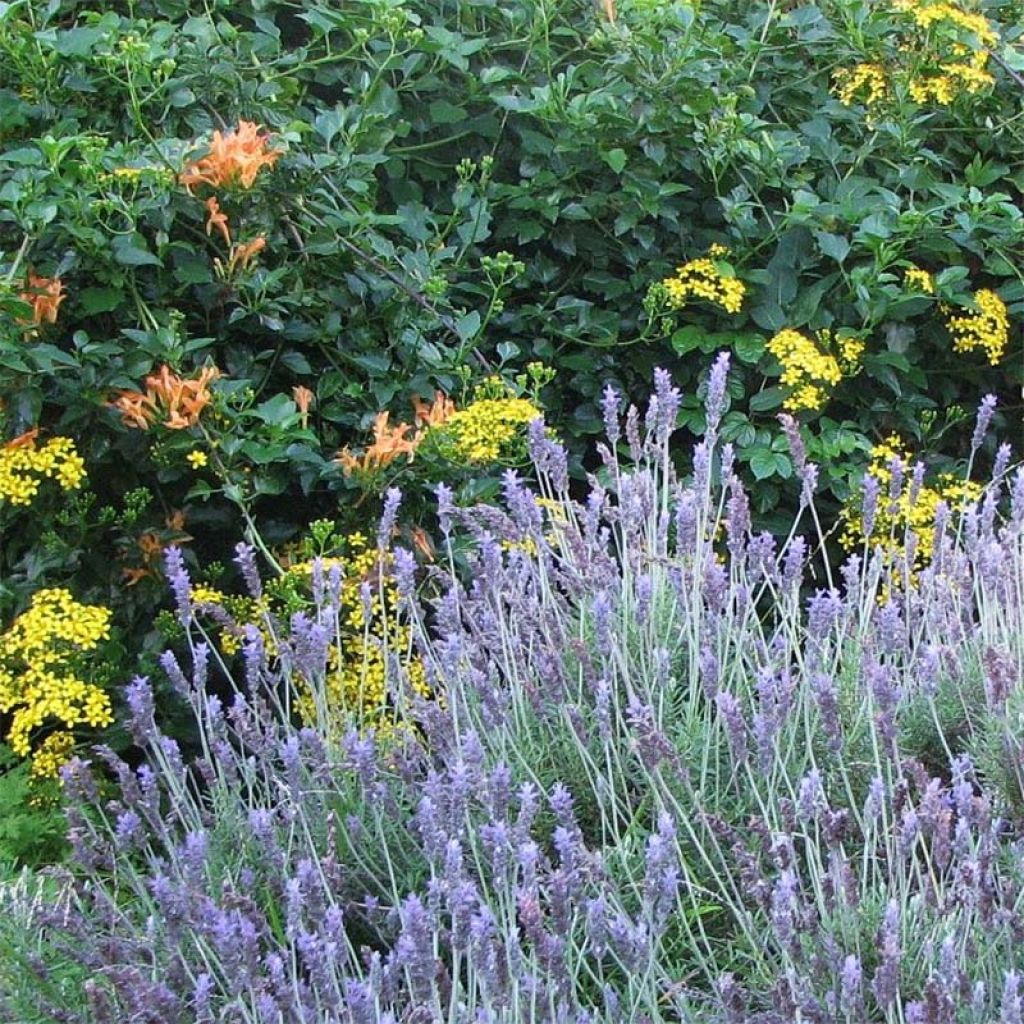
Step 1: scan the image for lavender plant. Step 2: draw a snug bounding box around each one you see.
[5,360,1023,1024]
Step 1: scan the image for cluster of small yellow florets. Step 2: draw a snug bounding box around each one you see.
[944,289,1009,365]
[840,435,984,572]
[833,63,890,107]
[430,378,541,464]
[0,588,113,777]
[906,57,993,103]
[904,266,936,294]
[284,537,430,740]
[188,536,430,741]
[834,0,997,110]
[0,434,87,506]
[660,245,746,315]
[893,0,996,47]
[766,328,855,413]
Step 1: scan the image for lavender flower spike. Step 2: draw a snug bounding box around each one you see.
[124,676,157,747]
[777,413,807,476]
[233,541,263,598]
[705,351,731,438]
[163,545,193,625]
[378,487,402,550]
[652,367,681,441]
[971,393,997,451]
[601,384,621,446]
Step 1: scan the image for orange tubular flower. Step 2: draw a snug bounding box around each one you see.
[337,412,419,476]
[292,386,315,428]
[215,236,267,278]
[179,120,283,192]
[111,365,220,431]
[3,428,40,450]
[412,391,456,431]
[123,511,191,585]
[204,196,231,245]
[19,273,66,326]
[410,526,435,561]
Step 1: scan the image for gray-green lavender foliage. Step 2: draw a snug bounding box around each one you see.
[3,358,1023,1024]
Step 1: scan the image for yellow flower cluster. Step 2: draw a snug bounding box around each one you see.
[840,435,983,574]
[833,63,889,107]
[285,538,430,740]
[766,328,844,413]
[907,59,993,104]
[835,0,996,110]
[661,245,746,314]
[892,0,996,47]
[434,396,541,463]
[30,730,76,779]
[188,537,430,741]
[0,589,113,777]
[904,266,935,294]
[0,434,87,506]
[836,332,866,371]
[944,289,1009,364]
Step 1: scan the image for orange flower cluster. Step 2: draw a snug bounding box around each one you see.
[18,272,65,327]
[338,391,455,477]
[122,511,190,586]
[214,236,267,278]
[110,365,220,431]
[179,120,282,192]
[181,123,277,278]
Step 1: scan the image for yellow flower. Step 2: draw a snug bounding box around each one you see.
[660,247,745,314]
[837,333,866,372]
[945,289,1009,364]
[186,450,208,469]
[904,266,935,294]
[276,535,432,739]
[0,434,87,507]
[766,328,844,413]
[0,589,113,774]
[31,730,76,779]
[839,435,983,581]
[892,0,997,48]
[833,63,889,107]
[433,397,541,463]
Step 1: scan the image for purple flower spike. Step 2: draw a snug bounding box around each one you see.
[377,487,402,550]
[435,482,456,535]
[777,413,807,475]
[125,676,157,747]
[705,352,731,438]
[601,384,621,445]
[840,954,863,1017]
[972,393,998,451]
[861,474,880,540]
[653,367,681,441]
[163,545,193,625]
[1002,970,1022,1024]
[993,442,1011,480]
[233,541,263,598]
